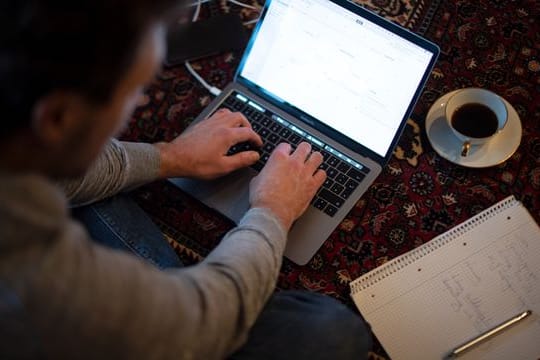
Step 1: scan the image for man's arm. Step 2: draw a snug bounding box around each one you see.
[23,204,287,359]
[1,141,323,359]
[41,112,325,358]
[61,109,264,206]
[60,139,161,206]
[1,167,287,358]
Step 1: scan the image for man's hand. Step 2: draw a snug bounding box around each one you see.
[249,142,326,231]
[154,109,263,179]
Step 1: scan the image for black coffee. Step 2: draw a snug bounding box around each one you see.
[451,103,499,138]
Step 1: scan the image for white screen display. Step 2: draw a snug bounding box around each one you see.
[240,0,434,157]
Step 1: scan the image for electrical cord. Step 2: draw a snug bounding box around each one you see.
[243,17,260,26]
[188,0,211,6]
[228,0,259,10]
[191,0,202,22]
[184,61,222,96]
[184,0,261,96]
[227,0,261,25]
[184,0,220,95]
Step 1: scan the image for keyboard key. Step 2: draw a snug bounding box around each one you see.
[261,116,272,127]
[335,173,348,185]
[345,179,360,191]
[279,128,292,138]
[347,168,366,182]
[251,112,264,122]
[319,189,344,208]
[324,205,338,217]
[227,145,238,155]
[289,134,302,144]
[323,178,334,189]
[232,101,245,111]
[218,104,234,113]
[244,107,256,117]
[321,151,331,161]
[337,162,351,173]
[263,143,275,153]
[313,198,327,211]
[328,156,339,167]
[224,96,236,106]
[326,167,338,179]
[270,122,283,133]
[330,183,345,195]
[244,142,258,151]
[319,162,329,171]
[341,188,354,200]
[251,161,263,171]
[228,142,258,155]
[268,133,280,144]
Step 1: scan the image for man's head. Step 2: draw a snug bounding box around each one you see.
[0,0,182,177]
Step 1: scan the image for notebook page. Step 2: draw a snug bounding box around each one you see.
[351,198,540,360]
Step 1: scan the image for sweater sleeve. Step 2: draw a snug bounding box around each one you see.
[0,173,286,359]
[17,201,287,360]
[60,139,160,206]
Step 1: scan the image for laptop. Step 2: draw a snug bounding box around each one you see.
[170,0,440,265]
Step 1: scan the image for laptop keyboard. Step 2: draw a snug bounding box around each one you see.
[219,91,371,217]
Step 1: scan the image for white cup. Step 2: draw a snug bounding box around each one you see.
[445,88,508,156]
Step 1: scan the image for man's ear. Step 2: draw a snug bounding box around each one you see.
[31,91,88,147]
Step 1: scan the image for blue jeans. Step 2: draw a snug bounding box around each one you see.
[72,194,372,359]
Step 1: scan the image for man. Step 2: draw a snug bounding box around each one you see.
[0,0,371,359]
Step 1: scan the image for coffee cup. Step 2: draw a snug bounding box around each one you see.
[444,88,508,157]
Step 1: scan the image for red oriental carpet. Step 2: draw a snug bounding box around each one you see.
[120,1,540,358]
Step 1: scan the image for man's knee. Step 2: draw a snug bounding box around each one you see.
[288,292,372,358]
[247,291,372,359]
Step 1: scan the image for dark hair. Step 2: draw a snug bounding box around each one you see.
[0,0,181,137]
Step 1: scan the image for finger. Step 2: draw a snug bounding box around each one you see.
[291,142,312,161]
[219,111,251,128]
[210,109,250,127]
[312,169,327,187]
[305,150,324,170]
[215,108,231,115]
[272,142,293,157]
[229,127,263,147]
[207,108,231,121]
[223,150,260,171]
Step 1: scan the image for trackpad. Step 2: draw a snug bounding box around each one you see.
[169,167,257,223]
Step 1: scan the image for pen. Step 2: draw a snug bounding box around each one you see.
[447,310,532,358]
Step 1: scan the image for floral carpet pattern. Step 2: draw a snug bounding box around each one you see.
[121,1,540,358]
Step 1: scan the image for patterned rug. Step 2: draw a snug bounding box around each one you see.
[121,1,540,358]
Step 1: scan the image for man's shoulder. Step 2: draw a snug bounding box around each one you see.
[0,173,68,249]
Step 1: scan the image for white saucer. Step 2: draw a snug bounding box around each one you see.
[425,90,522,168]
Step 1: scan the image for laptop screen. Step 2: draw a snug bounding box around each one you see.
[239,0,437,158]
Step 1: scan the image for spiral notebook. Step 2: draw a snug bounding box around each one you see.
[350,196,540,360]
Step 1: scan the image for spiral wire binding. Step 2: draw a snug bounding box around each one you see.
[350,196,518,294]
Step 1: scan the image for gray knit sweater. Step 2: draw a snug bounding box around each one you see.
[0,140,287,359]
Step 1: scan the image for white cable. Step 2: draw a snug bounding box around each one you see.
[191,0,202,22]
[184,0,262,96]
[228,1,261,26]
[184,0,222,96]
[243,17,260,26]
[184,61,222,96]
[188,0,211,6]
[227,0,259,10]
